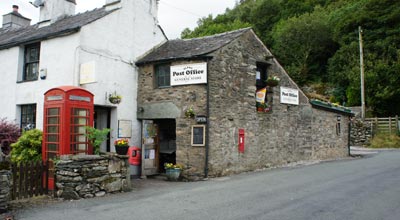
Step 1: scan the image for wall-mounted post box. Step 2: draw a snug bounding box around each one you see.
[238,129,245,153]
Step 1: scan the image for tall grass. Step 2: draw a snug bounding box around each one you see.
[369,133,400,149]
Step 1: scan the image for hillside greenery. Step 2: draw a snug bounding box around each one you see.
[181,0,400,116]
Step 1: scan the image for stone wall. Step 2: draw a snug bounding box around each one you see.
[0,170,11,213]
[350,119,372,146]
[55,154,130,200]
[206,31,350,176]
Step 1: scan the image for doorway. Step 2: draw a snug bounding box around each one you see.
[155,119,176,173]
[142,119,176,176]
[94,106,111,152]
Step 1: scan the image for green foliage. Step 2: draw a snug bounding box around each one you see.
[10,129,42,164]
[369,133,400,149]
[85,127,110,155]
[181,0,400,116]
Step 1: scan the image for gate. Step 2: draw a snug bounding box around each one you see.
[365,116,399,136]
[11,161,49,200]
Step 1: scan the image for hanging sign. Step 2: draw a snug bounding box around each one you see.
[170,63,207,86]
[280,87,299,105]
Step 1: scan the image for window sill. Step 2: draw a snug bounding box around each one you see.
[17,79,39,83]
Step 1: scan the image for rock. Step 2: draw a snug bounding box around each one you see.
[102,179,122,192]
[61,190,80,200]
[57,170,80,177]
[84,194,94,199]
[95,191,106,197]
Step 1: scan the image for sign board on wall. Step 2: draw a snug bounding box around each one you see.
[280,87,299,105]
[80,61,96,84]
[170,63,207,86]
[118,120,132,138]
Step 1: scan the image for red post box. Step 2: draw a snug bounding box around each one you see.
[128,146,141,177]
[238,129,245,153]
[128,146,141,165]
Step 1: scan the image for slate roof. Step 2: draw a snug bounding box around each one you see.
[136,28,252,65]
[0,7,116,50]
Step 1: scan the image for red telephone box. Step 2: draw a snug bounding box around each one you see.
[42,86,94,189]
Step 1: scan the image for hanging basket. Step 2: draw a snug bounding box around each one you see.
[265,79,279,87]
[109,96,121,104]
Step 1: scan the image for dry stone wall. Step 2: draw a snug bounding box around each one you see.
[350,119,372,146]
[0,170,11,213]
[55,154,130,200]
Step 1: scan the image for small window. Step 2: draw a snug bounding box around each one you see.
[256,62,268,90]
[155,64,170,88]
[191,125,205,146]
[20,104,37,130]
[23,43,40,81]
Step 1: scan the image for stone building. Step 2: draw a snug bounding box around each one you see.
[0,0,166,153]
[136,28,353,179]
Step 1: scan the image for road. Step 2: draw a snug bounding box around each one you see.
[16,151,400,220]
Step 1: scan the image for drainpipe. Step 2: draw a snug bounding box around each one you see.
[204,59,210,178]
[348,119,352,156]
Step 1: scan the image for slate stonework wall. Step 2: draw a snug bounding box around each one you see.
[206,31,349,176]
[137,30,350,179]
[0,170,11,213]
[137,61,208,179]
[55,154,130,200]
[350,119,372,146]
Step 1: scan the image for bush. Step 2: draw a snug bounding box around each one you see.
[0,118,21,155]
[369,133,400,149]
[85,127,110,155]
[10,129,42,164]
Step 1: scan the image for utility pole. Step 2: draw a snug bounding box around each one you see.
[359,26,366,119]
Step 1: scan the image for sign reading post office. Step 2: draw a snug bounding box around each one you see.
[170,63,207,86]
[280,87,299,105]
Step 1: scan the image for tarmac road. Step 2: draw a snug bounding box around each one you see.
[16,151,400,220]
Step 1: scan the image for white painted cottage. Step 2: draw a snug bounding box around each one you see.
[0,0,166,152]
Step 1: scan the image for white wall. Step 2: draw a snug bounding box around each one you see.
[78,0,166,147]
[0,47,20,123]
[15,33,80,129]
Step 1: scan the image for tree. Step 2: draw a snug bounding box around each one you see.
[272,8,336,85]
[0,118,21,157]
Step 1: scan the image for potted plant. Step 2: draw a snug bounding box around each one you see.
[114,138,129,155]
[265,75,280,87]
[109,92,122,104]
[185,106,195,118]
[164,163,183,181]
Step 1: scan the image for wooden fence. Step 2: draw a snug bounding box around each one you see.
[11,161,48,200]
[364,116,399,135]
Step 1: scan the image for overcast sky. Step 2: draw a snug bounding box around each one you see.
[0,0,237,39]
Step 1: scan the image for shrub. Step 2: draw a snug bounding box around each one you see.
[10,129,42,164]
[369,133,400,149]
[85,127,110,155]
[0,118,21,155]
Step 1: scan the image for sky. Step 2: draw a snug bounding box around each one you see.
[0,0,238,39]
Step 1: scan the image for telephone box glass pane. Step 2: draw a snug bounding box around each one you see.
[48,108,59,115]
[47,117,59,124]
[48,126,59,133]
[47,135,59,142]
[48,144,58,151]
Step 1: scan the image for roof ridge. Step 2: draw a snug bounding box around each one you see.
[180,27,252,42]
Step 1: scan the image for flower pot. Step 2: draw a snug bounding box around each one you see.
[166,168,181,181]
[115,145,128,155]
[266,79,278,87]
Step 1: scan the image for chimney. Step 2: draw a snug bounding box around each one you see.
[39,0,76,24]
[2,5,31,29]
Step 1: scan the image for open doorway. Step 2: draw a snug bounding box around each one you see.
[155,119,176,173]
[94,106,111,152]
